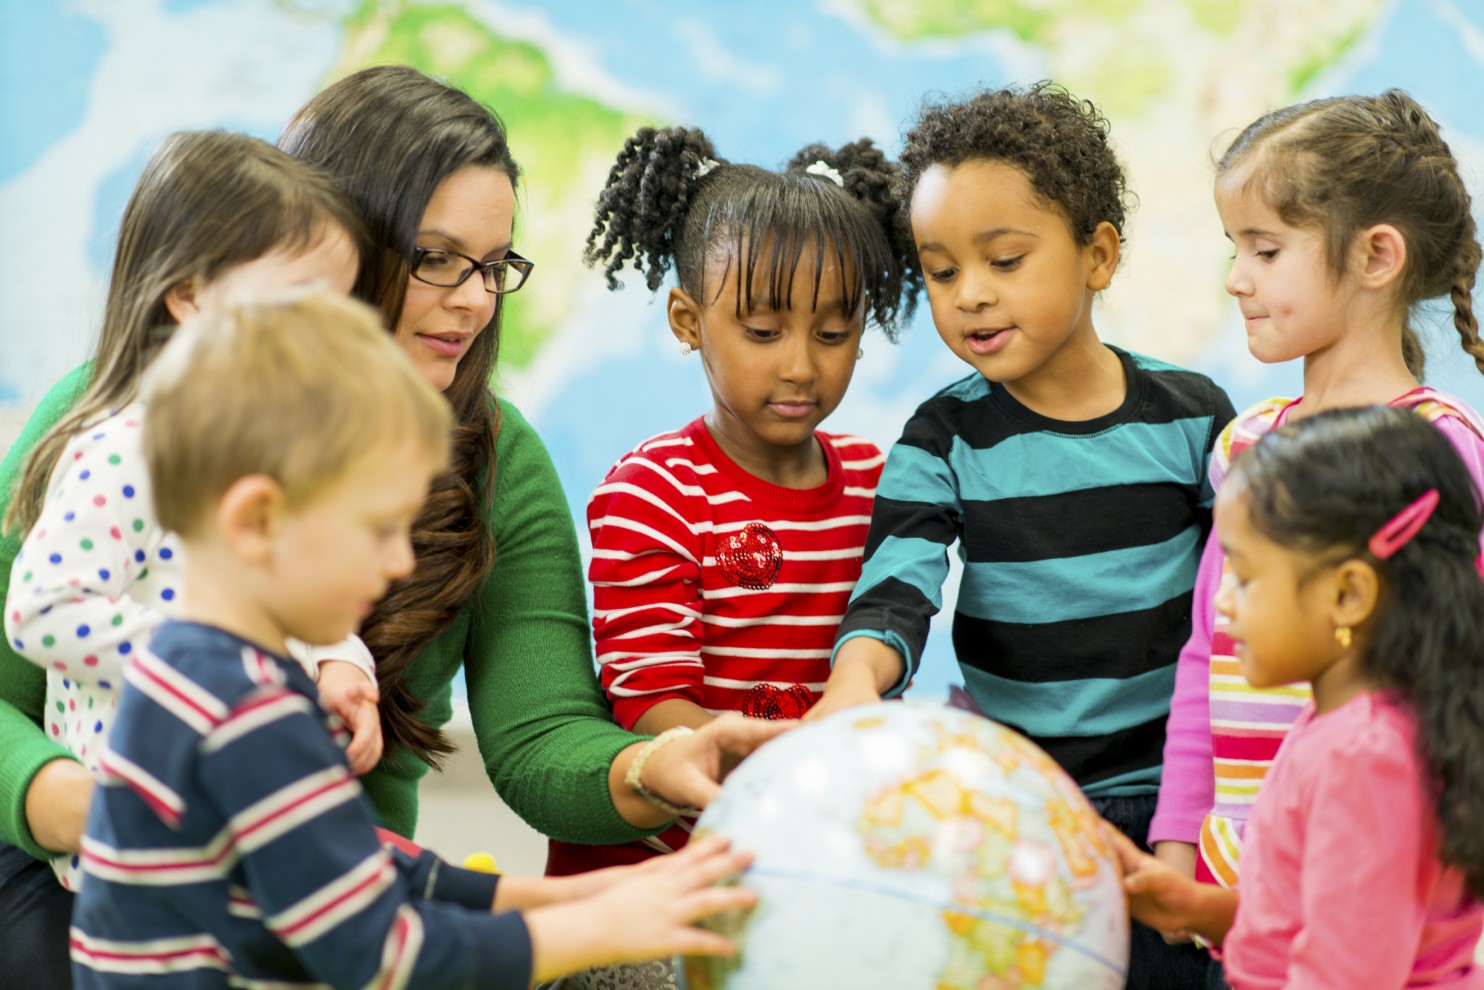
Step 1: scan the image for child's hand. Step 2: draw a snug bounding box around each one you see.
[1150,841,1199,943]
[806,638,901,722]
[1105,825,1206,937]
[316,659,383,775]
[525,835,758,981]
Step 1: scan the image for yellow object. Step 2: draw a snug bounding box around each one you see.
[463,852,499,874]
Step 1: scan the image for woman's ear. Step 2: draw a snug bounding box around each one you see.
[164,276,204,324]
[1085,221,1121,292]
[1330,558,1381,633]
[214,475,286,565]
[667,287,703,351]
[1355,223,1407,291]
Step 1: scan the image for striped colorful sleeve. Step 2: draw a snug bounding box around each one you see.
[833,407,960,688]
[587,448,706,730]
[198,686,531,989]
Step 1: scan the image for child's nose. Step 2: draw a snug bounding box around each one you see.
[387,535,416,580]
[1224,260,1251,298]
[956,265,997,310]
[1214,571,1235,619]
[779,334,818,384]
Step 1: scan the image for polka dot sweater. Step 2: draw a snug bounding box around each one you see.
[3,401,374,890]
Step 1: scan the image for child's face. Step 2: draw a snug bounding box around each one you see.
[396,164,516,393]
[1214,173,1349,365]
[1214,484,1340,689]
[192,225,359,316]
[261,441,440,647]
[911,160,1112,390]
[675,240,863,474]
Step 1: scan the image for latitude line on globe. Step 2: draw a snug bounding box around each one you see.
[743,865,1129,977]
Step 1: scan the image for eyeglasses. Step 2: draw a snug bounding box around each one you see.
[410,247,534,295]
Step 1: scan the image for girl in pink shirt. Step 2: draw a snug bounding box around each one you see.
[1113,404,1484,990]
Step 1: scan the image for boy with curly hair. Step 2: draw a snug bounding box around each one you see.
[813,83,1234,989]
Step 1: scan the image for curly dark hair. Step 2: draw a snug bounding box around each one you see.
[1218,89,1483,381]
[899,81,1132,245]
[1231,405,1484,897]
[584,126,919,338]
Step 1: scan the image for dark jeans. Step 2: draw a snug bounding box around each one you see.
[0,841,73,990]
[1091,794,1211,990]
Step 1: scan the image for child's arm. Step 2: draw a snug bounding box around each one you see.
[813,414,959,718]
[1148,530,1224,855]
[1106,825,1237,944]
[587,456,709,733]
[809,636,905,720]
[4,416,164,684]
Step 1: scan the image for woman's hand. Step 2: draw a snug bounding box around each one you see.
[610,713,795,828]
[25,758,94,854]
[316,659,383,775]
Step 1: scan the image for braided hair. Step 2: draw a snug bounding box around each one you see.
[1217,90,1483,380]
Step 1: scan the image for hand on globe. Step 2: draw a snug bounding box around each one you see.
[644,712,797,810]
[1105,825,1234,944]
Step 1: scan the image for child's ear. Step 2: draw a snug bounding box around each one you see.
[1085,221,1120,292]
[1355,223,1407,290]
[667,287,702,351]
[215,475,286,565]
[1330,558,1380,633]
[163,276,204,324]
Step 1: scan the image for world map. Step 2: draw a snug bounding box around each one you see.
[5,0,1483,697]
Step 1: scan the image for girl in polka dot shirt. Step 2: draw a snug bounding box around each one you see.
[3,131,379,892]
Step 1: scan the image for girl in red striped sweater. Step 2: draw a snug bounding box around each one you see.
[548,126,918,987]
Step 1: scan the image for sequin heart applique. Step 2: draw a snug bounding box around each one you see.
[717,522,782,590]
[740,682,814,720]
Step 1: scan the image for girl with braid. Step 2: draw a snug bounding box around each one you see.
[545,128,917,969]
[1148,90,1484,982]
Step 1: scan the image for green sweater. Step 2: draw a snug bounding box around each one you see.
[0,365,657,859]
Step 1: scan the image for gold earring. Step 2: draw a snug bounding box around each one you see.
[1335,626,1353,649]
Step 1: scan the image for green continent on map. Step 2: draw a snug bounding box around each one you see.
[333,1,655,368]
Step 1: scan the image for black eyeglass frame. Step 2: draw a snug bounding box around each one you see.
[409,246,534,295]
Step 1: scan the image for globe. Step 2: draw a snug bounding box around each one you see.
[679,702,1130,989]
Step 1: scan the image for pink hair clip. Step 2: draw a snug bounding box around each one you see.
[1368,488,1439,560]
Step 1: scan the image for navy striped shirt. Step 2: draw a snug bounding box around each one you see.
[836,347,1234,796]
[71,621,531,990]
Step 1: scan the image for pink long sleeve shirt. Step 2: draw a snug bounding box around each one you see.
[1150,392,1484,858]
[1223,691,1483,990]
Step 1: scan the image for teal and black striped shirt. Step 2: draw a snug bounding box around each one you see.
[836,346,1235,797]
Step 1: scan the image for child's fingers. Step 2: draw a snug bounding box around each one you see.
[667,929,738,959]
[679,885,758,923]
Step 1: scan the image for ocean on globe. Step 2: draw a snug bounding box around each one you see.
[679,702,1129,990]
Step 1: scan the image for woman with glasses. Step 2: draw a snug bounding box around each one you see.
[275,65,788,850]
[0,66,787,987]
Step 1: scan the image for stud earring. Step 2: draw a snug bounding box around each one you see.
[1335,626,1352,649]
[856,348,864,360]
[678,341,694,355]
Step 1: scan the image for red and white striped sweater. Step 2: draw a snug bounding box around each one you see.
[548,417,881,874]
[590,416,883,729]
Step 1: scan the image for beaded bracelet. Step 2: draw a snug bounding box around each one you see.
[624,726,698,818]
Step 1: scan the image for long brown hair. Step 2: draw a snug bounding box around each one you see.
[280,65,521,767]
[4,130,365,536]
[1217,90,1484,381]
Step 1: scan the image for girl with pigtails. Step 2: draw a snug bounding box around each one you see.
[545,127,918,985]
